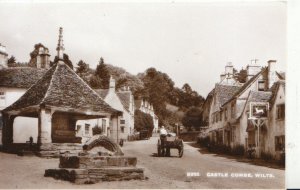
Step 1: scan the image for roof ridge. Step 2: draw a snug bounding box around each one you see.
[40,64,58,105]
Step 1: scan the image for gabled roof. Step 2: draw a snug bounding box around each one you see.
[269,80,285,109]
[3,62,120,115]
[276,71,285,80]
[94,89,131,112]
[116,91,131,111]
[134,99,142,109]
[247,91,273,102]
[94,89,109,99]
[239,90,272,120]
[215,84,241,107]
[222,67,267,106]
[0,67,47,88]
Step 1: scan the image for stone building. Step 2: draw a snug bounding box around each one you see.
[1,28,122,156]
[91,77,135,142]
[0,67,47,144]
[0,43,8,69]
[28,43,51,69]
[135,100,159,133]
[204,60,285,160]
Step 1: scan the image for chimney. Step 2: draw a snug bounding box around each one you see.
[220,73,226,82]
[109,76,116,93]
[247,59,261,81]
[225,62,233,76]
[0,43,8,69]
[268,60,277,89]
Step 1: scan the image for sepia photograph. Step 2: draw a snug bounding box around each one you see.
[0,0,289,189]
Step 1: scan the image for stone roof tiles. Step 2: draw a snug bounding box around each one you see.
[0,67,47,88]
[3,62,120,115]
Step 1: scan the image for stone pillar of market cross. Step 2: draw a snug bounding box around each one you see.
[38,108,52,144]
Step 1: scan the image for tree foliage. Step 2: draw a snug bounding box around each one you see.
[134,110,154,135]
[235,68,247,83]
[182,107,203,131]
[90,57,110,89]
[51,53,74,69]
[76,60,91,83]
[7,56,29,67]
[7,56,16,67]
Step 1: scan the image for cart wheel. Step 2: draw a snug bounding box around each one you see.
[158,146,162,157]
[178,140,184,158]
[157,139,162,157]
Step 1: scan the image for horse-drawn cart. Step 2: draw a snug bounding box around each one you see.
[157,134,184,157]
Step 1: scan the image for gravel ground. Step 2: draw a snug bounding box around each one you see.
[0,136,285,189]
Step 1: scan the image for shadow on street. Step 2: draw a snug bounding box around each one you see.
[186,142,285,170]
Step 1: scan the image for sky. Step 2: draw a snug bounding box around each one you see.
[0,1,286,97]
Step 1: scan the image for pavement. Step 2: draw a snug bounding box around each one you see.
[0,136,285,189]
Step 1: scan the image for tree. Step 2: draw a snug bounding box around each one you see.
[182,107,202,131]
[76,60,89,74]
[7,56,16,67]
[93,57,110,88]
[182,83,193,94]
[52,53,74,69]
[235,68,247,83]
[134,110,154,136]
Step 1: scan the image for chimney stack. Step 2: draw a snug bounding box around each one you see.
[0,43,8,69]
[268,60,277,89]
[247,59,261,81]
[109,76,116,93]
[225,62,233,76]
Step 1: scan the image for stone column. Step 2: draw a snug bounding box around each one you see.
[38,109,52,144]
[109,116,119,143]
[2,114,15,148]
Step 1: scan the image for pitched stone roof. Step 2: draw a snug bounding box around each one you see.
[94,89,131,112]
[222,68,267,106]
[117,91,131,111]
[0,67,47,88]
[94,89,109,99]
[3,62,120,115]
[248,91,272,102]
[269,80,285,109]
[215,84,241,107]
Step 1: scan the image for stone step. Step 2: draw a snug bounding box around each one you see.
[45,167,145,184]
[38,150,82,158]
[59,155,137,168]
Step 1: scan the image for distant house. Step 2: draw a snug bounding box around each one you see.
[204,60,285,160]
[135,99,159,133]
[89,77,135,142]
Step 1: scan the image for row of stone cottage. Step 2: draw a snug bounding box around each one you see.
[0,28,158,149]
[201,60,285,160]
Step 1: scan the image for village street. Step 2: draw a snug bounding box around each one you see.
[0,135,284,189]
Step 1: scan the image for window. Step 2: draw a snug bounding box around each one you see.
[85,124,90,135]
[224,108,228,120]
[275,135,285,151]
[121,126,125,133]
[120,119,125,125]
[258,80,265,91]
[276,104,285,120]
